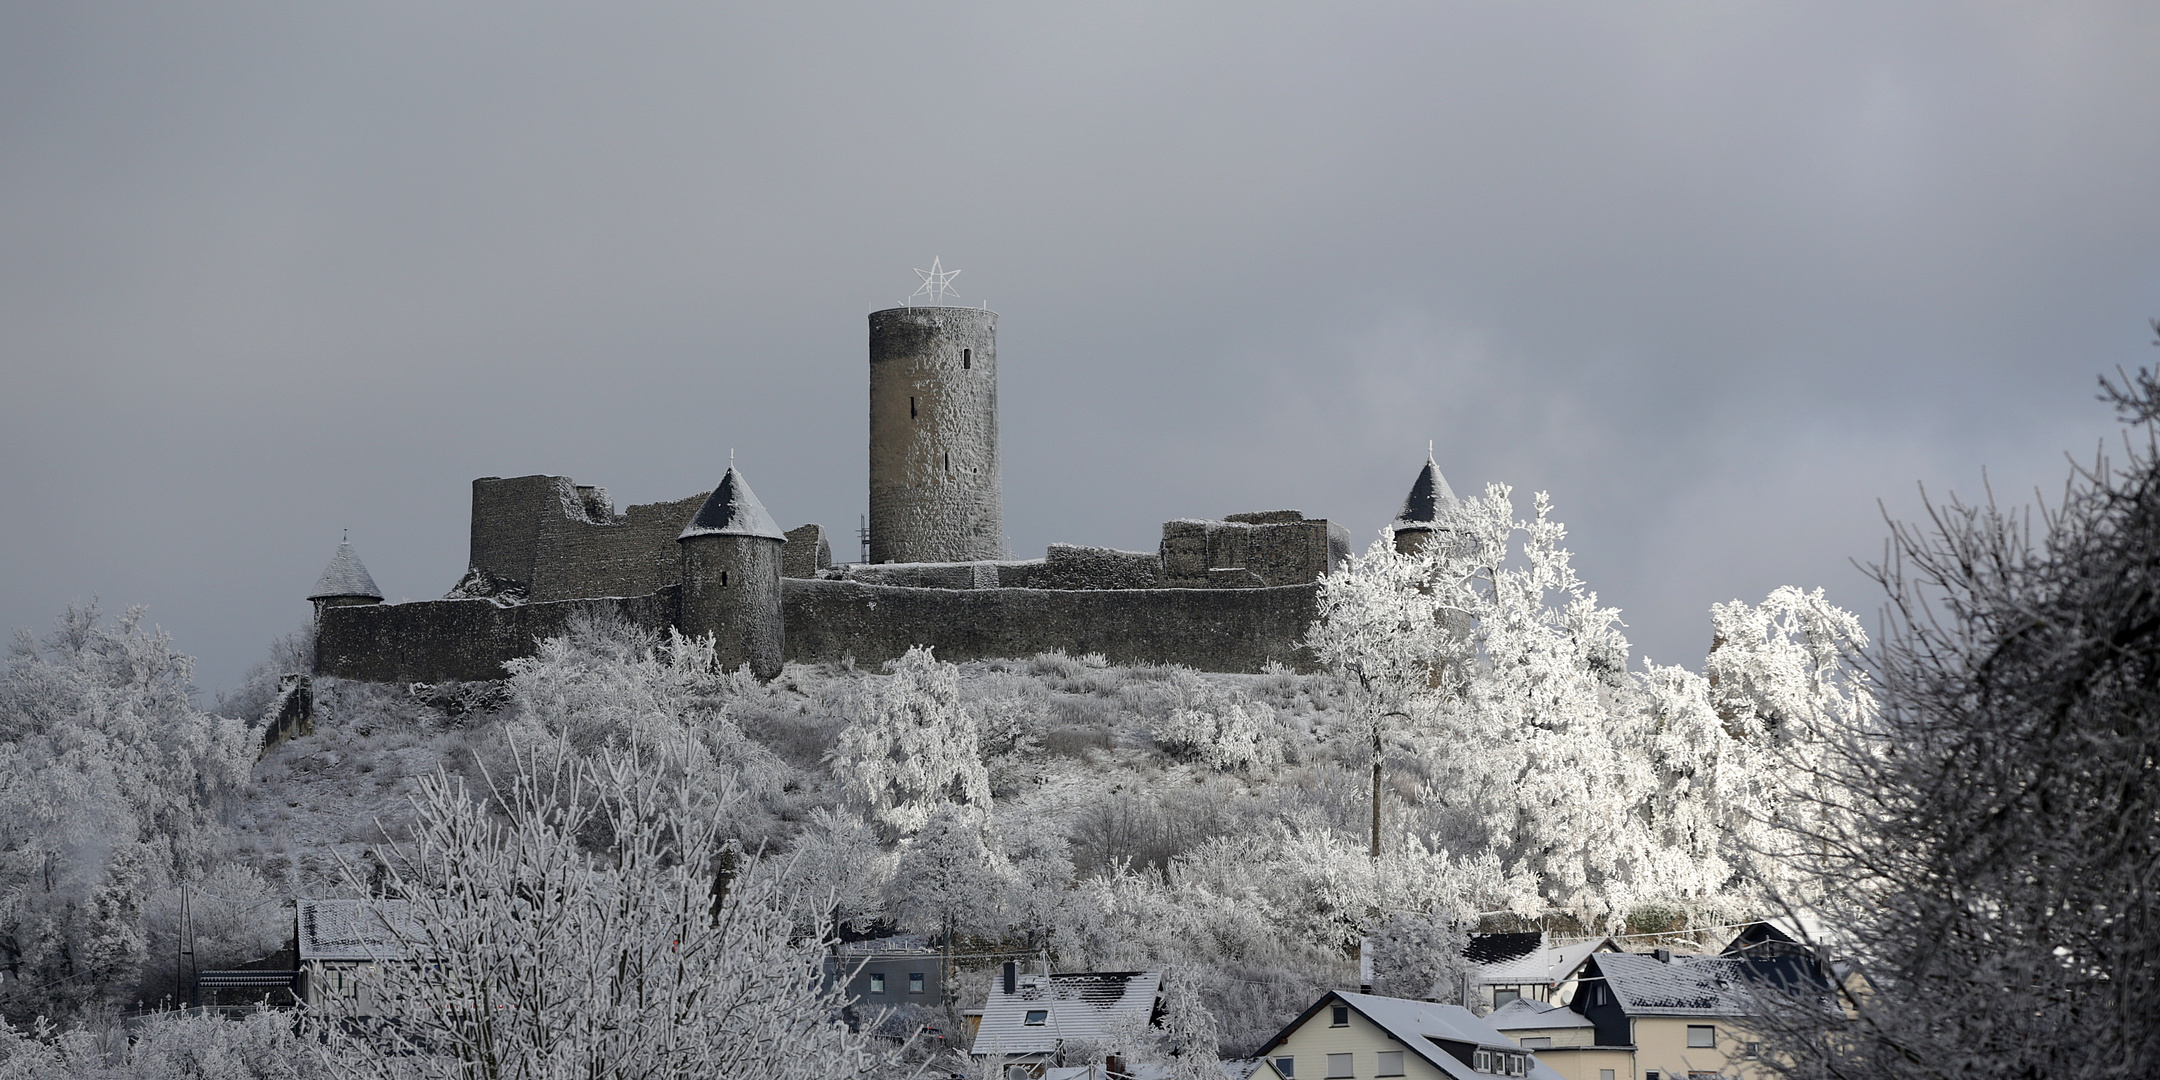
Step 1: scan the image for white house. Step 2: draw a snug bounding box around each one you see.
[970,967,1166,1074]
[1252,991,1565,1080]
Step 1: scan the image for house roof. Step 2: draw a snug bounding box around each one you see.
[1588,953,1830,1019]
[1464,932,1544,967]
[307,540,383,601]
[970,971,1164,1058]
[1256,992,1564,1080]
[296,899,416,963]
[678,466,785,542]
[1467,934,1620,988]
[1391,455,1459,530]
[1487,998,1596,1032]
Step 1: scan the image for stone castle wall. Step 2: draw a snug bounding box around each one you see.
[783,579,1317,672]
[316,590,682,683]
[468,475,707,603]
[314,579,1315,682]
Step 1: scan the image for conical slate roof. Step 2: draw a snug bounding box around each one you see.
[679,466,785,542]
[1392,453,1459,529]
[308,539,383,601]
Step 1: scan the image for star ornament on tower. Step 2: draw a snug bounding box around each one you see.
[909,257,962,306]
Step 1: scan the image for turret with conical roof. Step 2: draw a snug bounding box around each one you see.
[1390,451,1459,555]
[308,536,385,673]
[677,465,786,680]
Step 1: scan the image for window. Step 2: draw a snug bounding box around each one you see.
[1743,1041,1761,1059]
[1593,985,1609,1006]
[1521,1037,1551,1049]
[1492,987,1521,1008]
[963,348,971,369]
[1325,1053,1353,1078]
[1376,1051,1403,1076]
[1473,1051,1489,1071]
[1599,1072,1615,1080]
[1272,1057,1294,1078]
[1023,1009,1048,1026]
[868,973,885,994]
[1687,1025,1716,1048]
[908,973,925,994]
[1646,1072,1661,1080]
[719,570,728,587]
[944,450,950,471]
[1330,1004,1350,1027]
[910,396,917,419]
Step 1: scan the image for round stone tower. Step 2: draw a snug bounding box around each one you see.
[868,305,1001,563]
[678,465,786,680]
[307,536,384,623]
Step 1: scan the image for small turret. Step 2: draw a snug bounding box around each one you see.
[677,465,786,680]
[1390,451,1459,555]
[308,536,384,619]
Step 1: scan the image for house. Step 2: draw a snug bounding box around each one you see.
[1463,933,1621,1011]
[826,934,945,1010]
[1486,999,1631,1080]
[293,898,416,1013]
[1567,951,1834,1080]
[970,966,1165,1074]
[1252,991,1564,1080]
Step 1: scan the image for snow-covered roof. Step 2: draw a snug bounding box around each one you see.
[971,971,1163,1058]
[307,540,383,601]
[1258,993,1563,1080]
[296,899,416,963]
[1391,455,1459,530]
[1487,998,1595,1032]
[1467,933,1618,987]
[1588,953,1828,1019]
[678,466,785,542]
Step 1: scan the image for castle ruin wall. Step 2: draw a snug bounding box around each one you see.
[781,579,1317,672]
[314,578,1315,682]
[467,475,707,603]
[315,589,681,683]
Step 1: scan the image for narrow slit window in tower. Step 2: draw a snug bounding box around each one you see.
[944,450,950,471]
[720,570,728,587]
[910,396,917,419]
[962,348,971,369]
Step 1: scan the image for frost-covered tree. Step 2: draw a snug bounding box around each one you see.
[1367,909,1469,1002]
[829,647,989,839]
[320,737,901,1080]
[0,1008,336,1079]
[783,805,894,934]
[887,804,1005,946]
[1315,486,1859,930]
[0,603,253,1019]
[1312,536,1452,856]
[1151,683,1282,774]
[1759,369,2160,1079]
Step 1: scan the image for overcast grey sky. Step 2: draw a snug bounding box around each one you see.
[3,3,2156,696]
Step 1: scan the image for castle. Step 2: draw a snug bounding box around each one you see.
[307,293,1457,682]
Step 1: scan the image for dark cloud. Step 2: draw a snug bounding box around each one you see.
[3,3,2155,692]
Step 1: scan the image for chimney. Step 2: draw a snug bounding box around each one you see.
[1654,948,1672,964]
[1003,961,1018,995]
[1106,1055,1127,1079]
